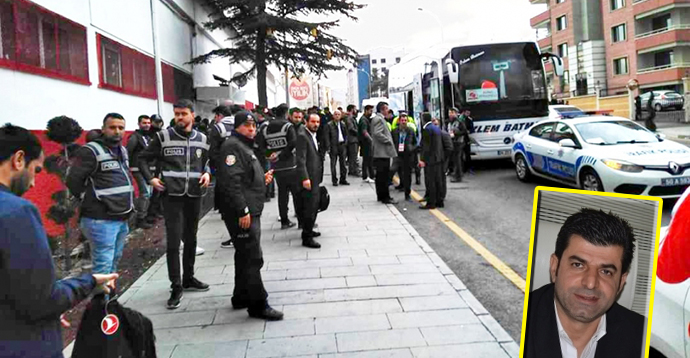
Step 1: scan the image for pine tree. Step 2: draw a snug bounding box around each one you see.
[191,0,365,107]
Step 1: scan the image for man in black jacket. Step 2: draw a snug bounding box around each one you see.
[447,108,468,183]
[138,99,212,309]
[524,208,644,358]
[358,105,375,183]
[345,105,360,177]
[68,113,135,275]
[419,113,445,209]
[391,114,417,201]
[295,113,323,249]
[327,109,349,186]
[0,124,118,358]
[215,111,284,320]
[127,115,154,229]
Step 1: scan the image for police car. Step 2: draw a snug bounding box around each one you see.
[511,115,690,198]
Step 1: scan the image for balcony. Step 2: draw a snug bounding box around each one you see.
[530,9,551,28]
[634,0,690,19]
[538,36,553,50]
[637,63,690,84]
[635,25,690,50]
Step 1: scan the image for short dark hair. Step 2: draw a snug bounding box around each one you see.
[274,103,289,118]
[347,105,356,112]
[289,107,303,116]
[364,105,374,111]
[0,123,43,164]
[421,112,432,124]
[555,208,636,274]
[376,102,388,113]
[174,99,195,113]
[230,104,243,115]
[137,115,150,123]
[213,105,233,117]
[103,113,125,125]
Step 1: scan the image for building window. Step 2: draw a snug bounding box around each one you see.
[555,0,565,3]
[381,58,386,64]
[652,14,672,31]
[97,34,157,99]
[556,16,567,31]
[613,57,628,75]
[611,23,627,43]
[610,0,625,10]
[558,43,568,58]
[162,63,193,104]
[395,57,401,63]
[654,50,674,67]
[0,0,89,85]
[372,59,377,64]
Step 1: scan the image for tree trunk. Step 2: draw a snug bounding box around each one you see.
[256,5,268,107]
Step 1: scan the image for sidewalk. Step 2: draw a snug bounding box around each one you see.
[64,171,519,358]
[637,120,690,146]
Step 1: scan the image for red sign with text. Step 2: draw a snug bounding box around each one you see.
[289,80,310,101]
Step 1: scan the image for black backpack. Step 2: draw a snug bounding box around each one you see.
[71,294,157,358]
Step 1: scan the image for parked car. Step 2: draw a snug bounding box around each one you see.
[640,91,685,112]
[549,105,586,120]
[511,115,690,198]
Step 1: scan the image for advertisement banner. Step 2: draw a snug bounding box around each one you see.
[466,88,499,103]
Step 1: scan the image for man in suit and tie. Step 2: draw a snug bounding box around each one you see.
[327,110,349,186]
[419,113,445,209]
[295,113,323,249]
[371,102,398,204]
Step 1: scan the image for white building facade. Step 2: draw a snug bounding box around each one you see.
[367,47,406,75]
[0,0,285,130]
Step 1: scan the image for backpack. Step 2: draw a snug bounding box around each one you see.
[71,294,157,358]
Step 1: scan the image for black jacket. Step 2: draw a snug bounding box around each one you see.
[126,129,153,172]
[345,115,359,144]
[441,129,454,160]
[420,123,444,165]
[316,116,330,158]
[67,139,134,221]
[327,120,348,152]
[296,127,322,192]
[216,133,266,218]
[391,126,418,154]
[524,283,644,358]
[448,118,468,145]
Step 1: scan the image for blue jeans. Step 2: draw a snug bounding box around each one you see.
[80,218,129,274]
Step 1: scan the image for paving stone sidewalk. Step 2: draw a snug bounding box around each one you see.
[64,170,520,358]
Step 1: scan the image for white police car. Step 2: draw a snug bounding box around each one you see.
[511,115,690,198]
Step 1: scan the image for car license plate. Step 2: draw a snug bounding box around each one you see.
[498,150,511,156]
[661,177,690,186]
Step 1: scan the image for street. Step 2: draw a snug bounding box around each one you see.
[393,159,675,342]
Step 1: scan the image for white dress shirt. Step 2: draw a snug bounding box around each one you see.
[308,129,319,151]
[337,121,345,143]
[555,301,607,358]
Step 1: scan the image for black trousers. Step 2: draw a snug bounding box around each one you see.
[347,142,360,175]
[463,139,472,172]
[361,144,375,180]
[275,169,299,224]
[163,195,201,289]
[330,143,348,183]
[451,143,465,181]
[298,187,320,237]
[374,158,392,201]
[394,153,414,196]
[147,186,163,219]
[424,163,445,207]
[224,215,268,310]
[132,172,150,221]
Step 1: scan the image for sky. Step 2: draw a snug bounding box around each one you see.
[310,0,547,104]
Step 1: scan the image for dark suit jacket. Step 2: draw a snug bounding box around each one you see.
[420,123,444,164]
[345,115,359,144]
[391,126,418,154]
[327,120,348,152]
[524,283,644,358]
[296,128,322,192]
[441,129,453,160]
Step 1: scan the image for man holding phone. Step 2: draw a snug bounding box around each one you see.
[215,111,284,321]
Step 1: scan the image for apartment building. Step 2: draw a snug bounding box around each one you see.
[530,0,690,98]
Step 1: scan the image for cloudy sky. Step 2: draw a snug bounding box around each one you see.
[312,0,547,103]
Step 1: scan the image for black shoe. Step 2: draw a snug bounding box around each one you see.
[415,179,421,185]
[332,182,339,187]
[221,239,234,248]
[183,277,210,292]
[145,216,158,224]
[340,181,350,186]
[167,288,183,309]
[136,220,153,229]
[249,306,284,321]
[405,195,412,201]
[419,205,436,210]
[302,238,322,249]
[437,202,445,208]
[231,297,249,309]
[450,179,462,183]
[281,221,296,230]
[382,199,398,204]
[264,197,271,202]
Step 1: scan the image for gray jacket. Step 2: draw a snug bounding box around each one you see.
[370,113,397,159]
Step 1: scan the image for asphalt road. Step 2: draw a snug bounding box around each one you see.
[393,159,675,343]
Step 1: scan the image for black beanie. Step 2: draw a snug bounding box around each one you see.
[234,111,256,128]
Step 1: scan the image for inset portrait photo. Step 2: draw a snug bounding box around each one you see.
[520,187,662,358]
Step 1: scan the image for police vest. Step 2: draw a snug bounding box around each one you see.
[262,121,297,171]
[214,117,235,140]
[83,142,135,216]
[158,128,210,197]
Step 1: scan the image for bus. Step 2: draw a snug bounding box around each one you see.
[389,42,564,161]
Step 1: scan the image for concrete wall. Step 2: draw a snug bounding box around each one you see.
[599,94,630,118]
[567,94,597,110]
[573,0,604,43]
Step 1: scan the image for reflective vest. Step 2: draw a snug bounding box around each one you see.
[262,120,296,171]
[214,117,235,140]
[157,128,210,197]
[83,142,135,215]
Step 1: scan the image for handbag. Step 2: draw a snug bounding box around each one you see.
[318,186,330,212]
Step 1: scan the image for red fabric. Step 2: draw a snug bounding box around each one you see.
[245,101,254,110]
[481,80,497,89]
[657,192,690,283]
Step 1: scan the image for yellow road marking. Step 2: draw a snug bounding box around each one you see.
[397,177,526,292]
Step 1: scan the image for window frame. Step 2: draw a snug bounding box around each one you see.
[556,16,567,31]
[96,33,157,100]
[611,23,627,43]
[610,0,625,11]
[529,122,556,141]
[558,43,568,58]
[371,59,377,64]
[555,0,565,4]
[0,0,90,86]
[613,57,628,76]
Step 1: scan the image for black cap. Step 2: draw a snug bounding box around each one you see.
[234,111,256,128]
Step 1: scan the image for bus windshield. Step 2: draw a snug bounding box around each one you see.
[448,43,548,121]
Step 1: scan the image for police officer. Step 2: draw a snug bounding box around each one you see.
[258,104,299,229]
[216,111,284,320]
[67,113,135,275]
[447,107,468,183]
[127,115,155,229]
[139,99,212,309]
[208,105,236,249]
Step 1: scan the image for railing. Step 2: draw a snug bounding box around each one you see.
[635,25,690,39]
[632,0,649,3]
[637,62,690,73]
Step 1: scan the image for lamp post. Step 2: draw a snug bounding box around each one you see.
[417,7,444,44]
